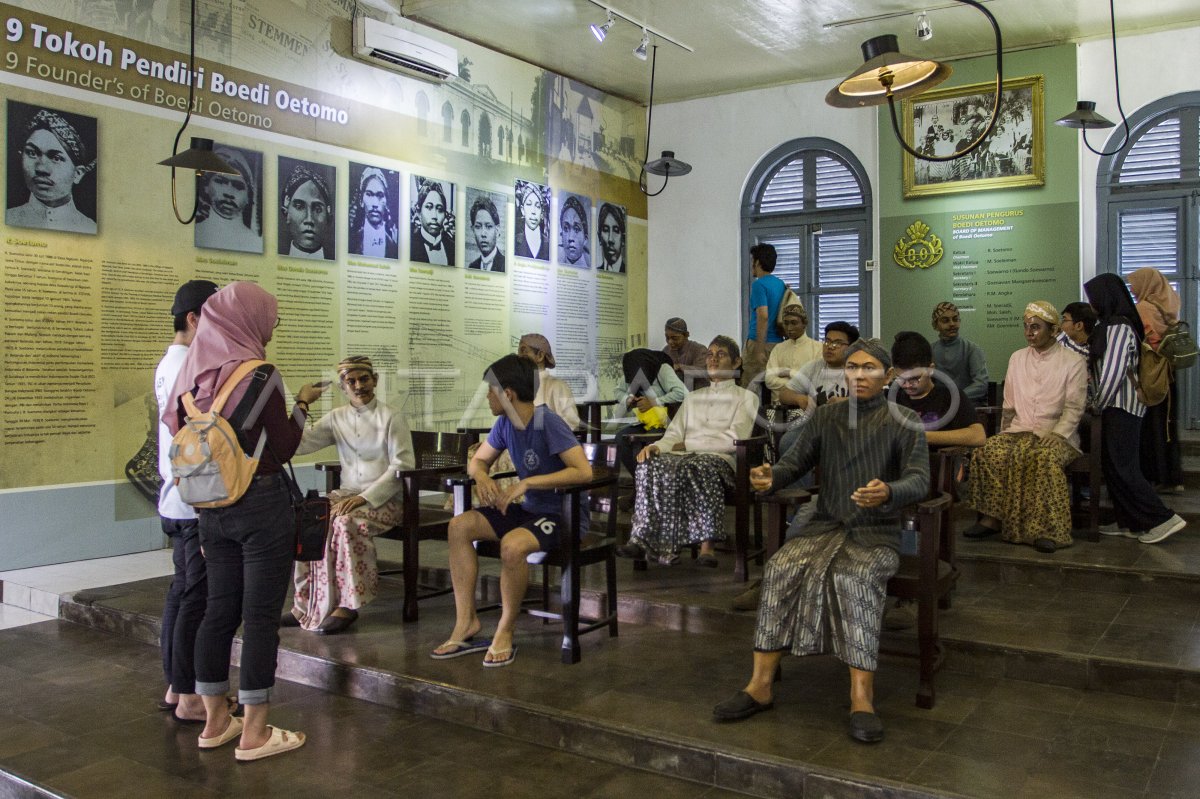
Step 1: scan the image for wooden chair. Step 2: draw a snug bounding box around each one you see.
[577,399,618,443]
[450,441,619,664]
[1066,410,1103,542]
[320,430,473,623]
[759,486,955,709]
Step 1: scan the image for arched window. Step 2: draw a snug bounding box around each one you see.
[415,91,429,136]
[1098,92,1200,426]
[478,112,492,158]
[441,101,453,142]
[741,139,872,336]
[497,124,505,157]
[461,110,472,148]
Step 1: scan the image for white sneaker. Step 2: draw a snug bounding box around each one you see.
[1139,514,1186,544]
[1098,522,1137,539]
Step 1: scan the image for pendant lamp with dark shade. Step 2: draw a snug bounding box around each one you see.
[159,0,237,224]
[639,45,692,197]
[1054,0,1129,156]
[825,0,1004,163]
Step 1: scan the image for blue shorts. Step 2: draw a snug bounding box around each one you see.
[475,505,563,551]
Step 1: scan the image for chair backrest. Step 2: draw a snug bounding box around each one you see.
[412,430,472,469]
[582,440,619,539]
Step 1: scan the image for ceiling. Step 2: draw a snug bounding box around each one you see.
[393,0,1200,104]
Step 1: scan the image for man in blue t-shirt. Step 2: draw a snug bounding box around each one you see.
[431,354,591,667]
[742,243,788,388]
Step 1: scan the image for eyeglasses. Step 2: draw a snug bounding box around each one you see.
[844,363,886,376]
[273,315,282,330]
[823,339,849,348]
[895,371,924,387]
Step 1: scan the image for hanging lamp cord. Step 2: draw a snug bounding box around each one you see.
[639,45,669,197]
[1081,0,1131,157]
[166,0,200,224]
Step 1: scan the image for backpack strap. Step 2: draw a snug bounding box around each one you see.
[209,360,268,415]
[228,364,277,431]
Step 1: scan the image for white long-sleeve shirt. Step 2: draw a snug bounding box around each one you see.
[655,379,760,469]
[295,398,415,508]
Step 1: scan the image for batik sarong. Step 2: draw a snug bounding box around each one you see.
[965,431,1078,546]
[629,452,732,557]
[291,489,402,631]
[754,527,899,672]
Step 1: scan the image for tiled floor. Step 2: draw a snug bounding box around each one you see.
[0,622,749,799]
[42,564,1200,799]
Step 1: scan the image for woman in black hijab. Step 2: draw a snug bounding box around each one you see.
[1083,274,1184,544]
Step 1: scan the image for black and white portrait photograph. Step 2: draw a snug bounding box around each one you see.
[6,100,98,235]
[193,141,263,254]
[513,179,550,262]
[557,192,591,269]
[348,162,400,260]
[464,187,506,273]
[596,202,626,274]
[278,156,335,260]
[902,74,1045,198]
[410,175,455,266]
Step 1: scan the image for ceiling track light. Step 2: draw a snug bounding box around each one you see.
[825,0,1004,163]
[1054,0,1130,156]
[584,1,694,53]
[590,11,614,42]
[915,11,932,41]
[633,29,649,61]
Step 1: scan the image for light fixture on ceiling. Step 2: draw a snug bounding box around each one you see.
[1054,0,1129,156]
[590,11,614,42]
[584,2,694,53]
[640,44,692,196]
[158,0,238,224]
[633,29,649,61]
[825,0,1003,163]
[915,11,932,41]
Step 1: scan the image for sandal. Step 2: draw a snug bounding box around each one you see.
[235,726,306,762]
[430,638,491,660]
[482,645,518,668]
[197,714,243,750]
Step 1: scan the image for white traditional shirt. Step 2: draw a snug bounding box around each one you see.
[6,196,96,234]
[294,398,415,508]
[288,241,326,259]
[1004,343,1088,449]
[764,334,824,398]
[655,379,760,469]
[536,369,581,429]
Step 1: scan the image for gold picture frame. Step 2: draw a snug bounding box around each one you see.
[902,74,1045,199]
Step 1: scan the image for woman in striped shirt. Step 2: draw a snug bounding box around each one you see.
[1083,274,1185,544]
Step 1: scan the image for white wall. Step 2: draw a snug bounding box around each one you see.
[1077,26,1200,280]
[646,79,880,349]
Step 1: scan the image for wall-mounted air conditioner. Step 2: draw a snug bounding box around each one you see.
[353,16,457,83]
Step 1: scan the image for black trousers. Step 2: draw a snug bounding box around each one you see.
[160,517,205,694]
[1101,407,1174,532]
[194,475,294,705]
[1140,379,1183,486]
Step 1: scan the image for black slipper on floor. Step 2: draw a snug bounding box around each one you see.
[849,711,884,743]
[1034,537,1057,553]
[157,700,178,712]
[317,610,359,635]
[712,691,774,722]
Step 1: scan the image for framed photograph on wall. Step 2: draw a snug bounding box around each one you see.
[901,74,1044,199]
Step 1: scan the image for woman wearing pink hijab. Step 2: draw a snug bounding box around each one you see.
[164,281,327,761]
[1128,267,1184,494]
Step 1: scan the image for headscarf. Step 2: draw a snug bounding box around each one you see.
[1083,273,1143,369]
[930,301,957,328]
[622,348,673,387]
[25,109,94,173]
[845,338,892,370]
[664,317,688,334]
[1023,300,1059,326]
[337,355,374,380]
[164,281,277,433]
[1128,267,1180,339]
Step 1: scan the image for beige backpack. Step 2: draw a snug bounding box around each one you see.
[169,360,269,508]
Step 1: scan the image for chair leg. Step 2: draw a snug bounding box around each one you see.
[541,563,551,625]
[915,591,936,709]
[605,552,619,638]
[560,556,582,665]
[402,530,419,623]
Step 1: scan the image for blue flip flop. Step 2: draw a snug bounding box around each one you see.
[430,638,491,660]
